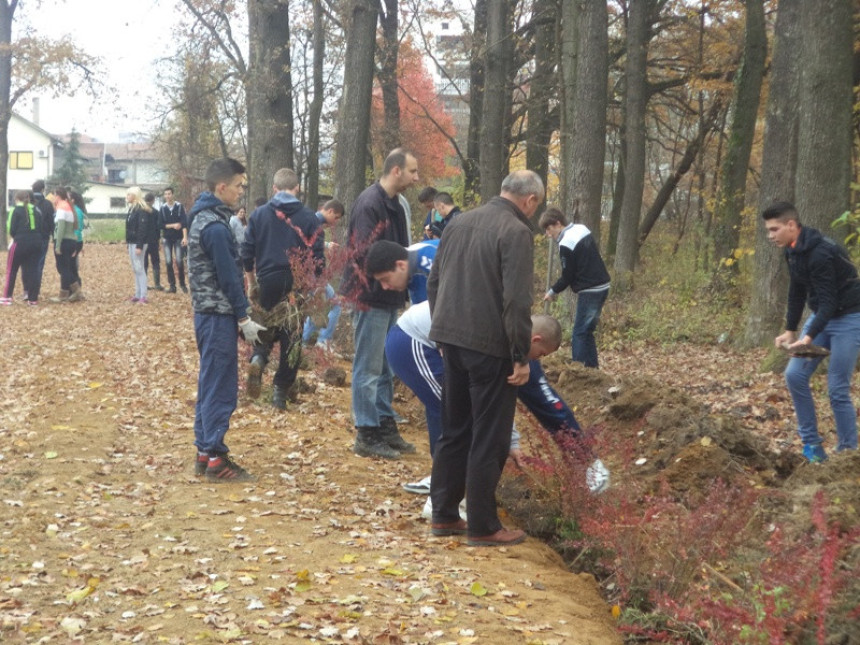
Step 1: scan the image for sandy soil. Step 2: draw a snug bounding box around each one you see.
[0,244,622,644]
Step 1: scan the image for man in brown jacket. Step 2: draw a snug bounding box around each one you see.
[426,169,543,547]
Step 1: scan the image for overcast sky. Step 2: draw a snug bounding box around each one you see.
[18,0,176,141]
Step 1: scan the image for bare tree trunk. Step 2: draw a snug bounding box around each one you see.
[247,0,295,201]
[613,0,653,291]
[465,0,487,203]
[565,0,608,238]
[794,0,853,235]
[378,0,401,153]
[744,0,800,348]
[525,0,558,218]
[0,0,18,249]
[479,0,510,202]
[334,0,379,216]
[306,0,325,210]
[559,0,580,217]
[606,128,624,259]
[710,0,766,272]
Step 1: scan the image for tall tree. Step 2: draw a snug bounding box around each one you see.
[465,0,487,202]
[377,0,401,152]
[334,0,379,216]
[563,0,608,237]
[479,0,510,201]
[247,0,295,200]
[525,0,557,212]
[794,0,853,235]
[305,0,326,210]
[744,0,800,347]
[613,0,655,290]
[0,1,17,236]
[710,0,766,272]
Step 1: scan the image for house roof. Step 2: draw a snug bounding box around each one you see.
[11,112,63,145]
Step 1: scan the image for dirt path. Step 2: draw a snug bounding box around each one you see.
[0,244,621,644]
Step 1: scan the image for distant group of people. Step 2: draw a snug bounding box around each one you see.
[3,179,87,306]
[124,185,190,304]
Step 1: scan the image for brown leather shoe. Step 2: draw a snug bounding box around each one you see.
[467,528,526,547]
[430,519,468,536]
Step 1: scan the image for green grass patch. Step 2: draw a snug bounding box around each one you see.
[85,219,126,243]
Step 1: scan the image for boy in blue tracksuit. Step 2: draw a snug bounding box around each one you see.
[365,238,438,305]
[386,302,610,506]
[188,158,266,482]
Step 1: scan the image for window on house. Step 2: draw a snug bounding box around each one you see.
[9,151,34,170]
[110,197,126,208]
[108,168,125,183]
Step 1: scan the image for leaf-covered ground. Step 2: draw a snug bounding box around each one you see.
[0,244,621,644]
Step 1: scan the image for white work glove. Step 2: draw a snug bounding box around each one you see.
[238,317,267,346]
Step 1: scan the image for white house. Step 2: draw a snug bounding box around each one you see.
[85,181,134,216]
[5,112,59,208]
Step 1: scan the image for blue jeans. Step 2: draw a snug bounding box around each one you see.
[784,312,860,451]
[163,238,186,288]
[193,313,239,455]
[302,283,342,343]
[128,244,148,299]
[351,307,398,427]
[572,288,608,368]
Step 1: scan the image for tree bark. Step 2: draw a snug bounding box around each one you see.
[377,0,401,153]
[710,0,766,271]
[743,0,800,347]
[525,0,558,219]
[465,0,487,203]
[306,0,325,211]
[334,0,379,217]
[564,0,608,238]
[247,0,295,201]
[613,0,654,291]
[559,0,580,216]
[794,0,853,236]
[479,0,510,202]
[0,0,17,249]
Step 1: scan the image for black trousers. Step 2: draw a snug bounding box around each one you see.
[54,239,79,290]
[144,240,161,283]
[3,235,41,300]
[430,344,517,536]
[253,271,300,389]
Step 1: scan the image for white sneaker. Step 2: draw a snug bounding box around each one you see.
[402,474,432,495]
[585,458,610,494]
[422,496,467,521]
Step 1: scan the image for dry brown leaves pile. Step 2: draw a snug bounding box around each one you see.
[0,245,620,644]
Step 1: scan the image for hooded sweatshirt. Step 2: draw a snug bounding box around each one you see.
[240,191,323,282]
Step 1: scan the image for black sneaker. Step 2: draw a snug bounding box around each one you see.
[205,455,256,482]
[167,285,177,294]
[194,453,209,476]
[354,427,400,460]
[180,285,188,294]
[380,417,416,454]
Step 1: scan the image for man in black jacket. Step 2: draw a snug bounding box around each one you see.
[341,148,419,459]
[764,201,860,462]
[427,169,543,547]
[241,168,323,409]
[143,192,163,290]
[31,179,55,299]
